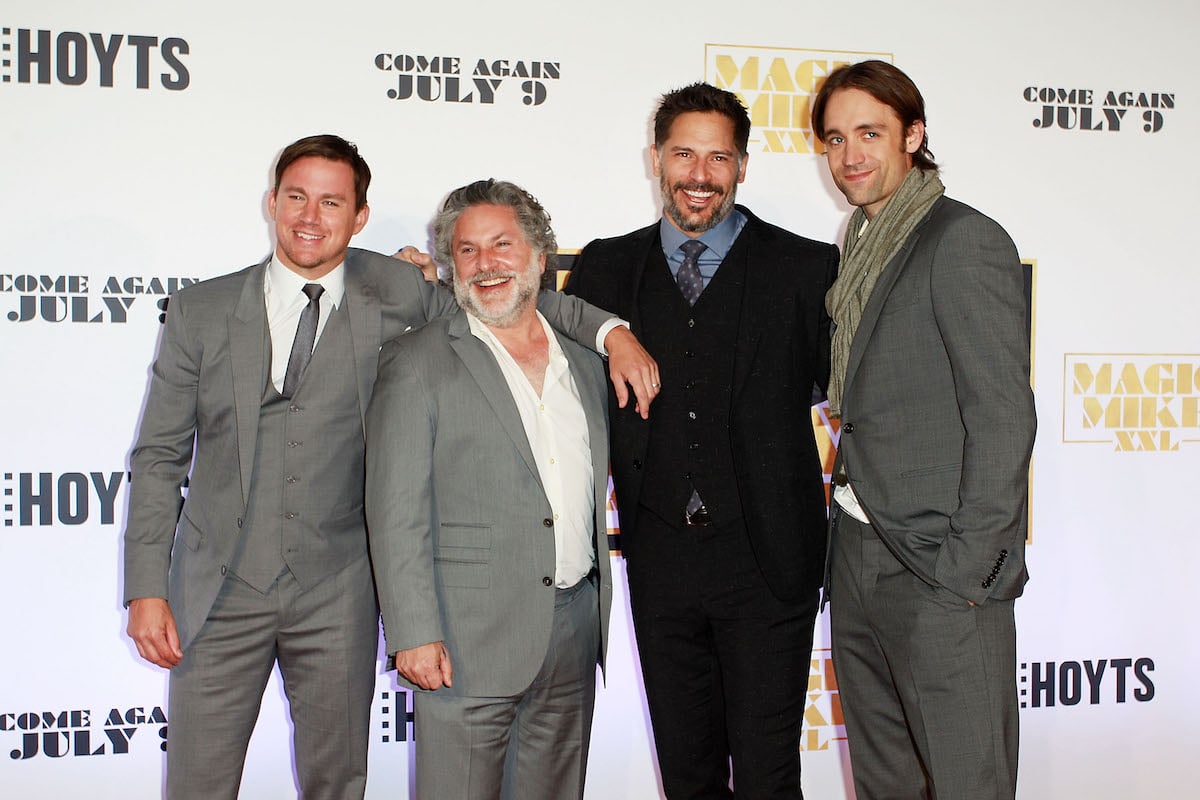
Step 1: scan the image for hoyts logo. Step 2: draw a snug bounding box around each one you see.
[3,471,128,528]
[1,27,189,90]
[1019,657,1155,709]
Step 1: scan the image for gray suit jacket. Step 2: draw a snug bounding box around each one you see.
[123,248,609,651]
[833,196,1036,606]
[365,308,613,698]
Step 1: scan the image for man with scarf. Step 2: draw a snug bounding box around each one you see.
[812,61,1036,800]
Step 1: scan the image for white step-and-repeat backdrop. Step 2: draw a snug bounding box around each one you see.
[2,1,1195,797]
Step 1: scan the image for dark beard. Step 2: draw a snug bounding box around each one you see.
[661,178,737,233]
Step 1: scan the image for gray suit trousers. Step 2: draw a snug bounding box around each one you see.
[413,576,601,800]
[830,512,1018,800]
[165,555,378,800]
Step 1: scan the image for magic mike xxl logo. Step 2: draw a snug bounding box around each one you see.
[1019,658,1154,709]
[1,27,188,89]
[705,45,888,155]
[801,649,846,751]
[1024,86,1174,133]
[3,706,166,760]
[373,53,559,106]
[1063,355,1200,451]
[1,273,198,324]
[3,471,128,528]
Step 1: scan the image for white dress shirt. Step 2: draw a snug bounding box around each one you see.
[468,311,596,587]
[264,256,346,395]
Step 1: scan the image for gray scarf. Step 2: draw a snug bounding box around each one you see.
[826,168,944,416]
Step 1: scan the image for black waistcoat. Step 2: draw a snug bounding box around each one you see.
[635,240,748,527]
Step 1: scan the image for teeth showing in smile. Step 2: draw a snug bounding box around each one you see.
[477,277,511,288]
[297,232,322,241]
[684,190,715,202]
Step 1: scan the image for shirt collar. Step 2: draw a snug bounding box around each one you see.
[265,254,346,309]
[658,207,746,260]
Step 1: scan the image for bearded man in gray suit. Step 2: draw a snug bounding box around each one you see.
[366,179,612,800]
[812,61,1036,800]
[123,137,655,799]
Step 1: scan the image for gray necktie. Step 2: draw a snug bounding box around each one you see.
[282,283,324,398]
[675,239,707,306]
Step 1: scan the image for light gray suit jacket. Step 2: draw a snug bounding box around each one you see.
[365,308,613,698]
[123,248,610,652]
[833,196,1036,606]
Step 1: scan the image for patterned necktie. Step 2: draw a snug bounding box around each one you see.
[282,283,324,398]
[675,239,707,306]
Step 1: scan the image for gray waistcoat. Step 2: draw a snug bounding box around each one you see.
[230,303,366,592]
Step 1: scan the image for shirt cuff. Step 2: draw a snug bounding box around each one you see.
[595,318,629,356]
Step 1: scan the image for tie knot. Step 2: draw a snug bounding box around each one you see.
[680,240,707,260]
[302,283,324,302]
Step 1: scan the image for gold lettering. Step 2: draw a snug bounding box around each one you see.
[1073,362,1112,395]
[713,55,759,91]
[1114,363,1144,394]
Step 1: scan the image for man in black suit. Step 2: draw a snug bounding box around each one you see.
[564,83,838,799]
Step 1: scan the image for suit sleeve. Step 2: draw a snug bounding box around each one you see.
[365,339,446,656]
[812,243,839,405]
[123,294,200,604]
[929,215,1036,603]
[535,288,613,354]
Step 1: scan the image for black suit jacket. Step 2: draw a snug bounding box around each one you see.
[564,206,838,601]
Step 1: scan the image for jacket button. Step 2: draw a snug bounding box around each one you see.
[542,576,553,586]
[236,518,243,528]
[543,518,553,527]
[220,566,228,576]
[843,422,855,434]
[632,459,642,470]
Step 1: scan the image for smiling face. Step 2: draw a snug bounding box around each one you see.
[820,87,924,220]
[450,203,545,329]
[268,156,369,279]
[652,111,747,236]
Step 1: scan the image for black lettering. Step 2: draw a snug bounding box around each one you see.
[1110,657,1132,702]
[160,37,189,90]
[103,727,136,754]
[20,473,53,525]
[91,471,124,525]
[1030,661,1054,708]
[1059,661,1082,705]
[473,78,501,104]
[18,29,52,85]
[128,35,158,89]
[522,80,546,106]
[56,32,88,86]
[1084,659,1107,704]
[1133,658,1155,701]
[58,473,88,525]
[90,33,123,87]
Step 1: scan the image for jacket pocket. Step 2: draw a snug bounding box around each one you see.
[435,523,491,588]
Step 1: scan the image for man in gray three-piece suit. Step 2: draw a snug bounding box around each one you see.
[812,62,1036,799]
[365,179,612,800]
[123,138,654,799]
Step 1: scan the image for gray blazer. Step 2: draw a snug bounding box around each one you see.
[123,248,609,651]
[833,197,1036,606]
[365,308,613,698]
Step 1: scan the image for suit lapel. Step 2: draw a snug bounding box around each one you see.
[229,260,270,506]
[730,210,769,405]
[342,251,382,427]
[842,205,936,398]
[447,310,545,492]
